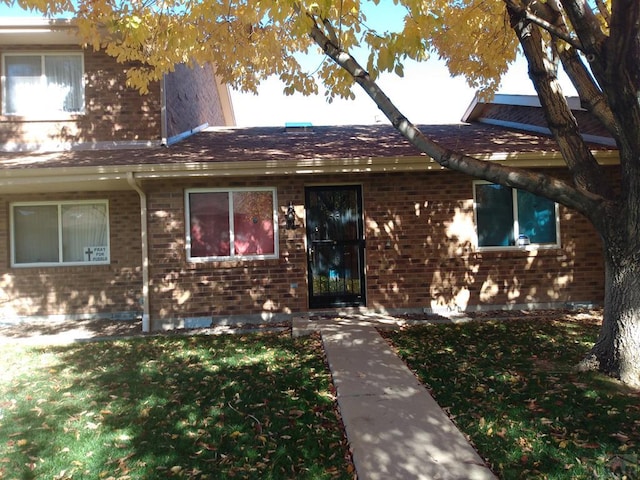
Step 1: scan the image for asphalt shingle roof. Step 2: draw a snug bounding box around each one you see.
[0,122,613,172]
[0,123,572,170]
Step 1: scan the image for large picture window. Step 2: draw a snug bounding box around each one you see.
[2,52,84,116]
[186,188,278,261]
[474,182,560,249]
[11,201,110,266]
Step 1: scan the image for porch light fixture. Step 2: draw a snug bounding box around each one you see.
[286,202,296,230]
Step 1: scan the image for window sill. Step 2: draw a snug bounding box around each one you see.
[475,244,561,253]
[1,112,85,122]
[187,255,279,264]
[11,261,110,268]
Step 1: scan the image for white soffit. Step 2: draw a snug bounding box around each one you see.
[0,18,78,46]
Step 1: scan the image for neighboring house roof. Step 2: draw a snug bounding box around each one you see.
[0,120,619,194]
[463,94,615,146]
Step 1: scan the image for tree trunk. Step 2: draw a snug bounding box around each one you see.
[579,236,640,388]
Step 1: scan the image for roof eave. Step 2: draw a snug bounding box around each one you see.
[0,150,620,194]
[0,18,79,46]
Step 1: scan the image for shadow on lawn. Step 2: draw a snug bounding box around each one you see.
[2,333,351,479]
[0,318,143,340]
[383,317,640,480]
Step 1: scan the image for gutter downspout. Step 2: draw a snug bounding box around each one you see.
[127,172,151,332]
[160,74,168,146]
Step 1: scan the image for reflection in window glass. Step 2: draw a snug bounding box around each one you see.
[187,189,277,261]
[189,192,231,257]
[14,205,59,263]
[474,183,559,248]
[233,191,275,256]
[516,190,556,244]
[475,183,514,247]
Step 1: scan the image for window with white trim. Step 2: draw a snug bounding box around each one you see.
[11,201,110,266]
[186,188,279,261]
[2,52,84,116]
[473,182,560,249]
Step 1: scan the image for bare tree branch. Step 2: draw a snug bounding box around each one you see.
[307,14,604,219]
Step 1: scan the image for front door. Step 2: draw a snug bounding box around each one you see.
[306,185,366,308]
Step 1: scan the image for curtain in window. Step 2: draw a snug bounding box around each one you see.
[232,191,275,256]
[189,192,231,257]
[62,204,108,262]
[13,205,59,263]
[4,55,42,115]
[45,55,83,112]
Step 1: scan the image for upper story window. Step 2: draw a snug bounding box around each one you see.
[2,52,84,116]
[11,201,110,267]
[473,182,560,250]
[186,188,279,262]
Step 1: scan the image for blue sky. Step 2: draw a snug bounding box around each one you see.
[0,1,575,126]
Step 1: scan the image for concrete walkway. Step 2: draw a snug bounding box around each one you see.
[294,315,496,480]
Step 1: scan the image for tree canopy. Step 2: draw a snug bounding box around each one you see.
[10,0,521,97]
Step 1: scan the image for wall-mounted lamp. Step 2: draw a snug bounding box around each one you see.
[517,234,531,247]
[286,202,296,230]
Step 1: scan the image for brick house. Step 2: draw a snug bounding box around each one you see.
[0,20,617,331]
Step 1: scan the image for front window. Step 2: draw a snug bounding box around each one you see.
[11,201,110,266]
[474,182,560,249]
[186,188,278,261]
[2,52,84,116]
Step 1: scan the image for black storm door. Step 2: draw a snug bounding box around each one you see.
[305,185,366,308]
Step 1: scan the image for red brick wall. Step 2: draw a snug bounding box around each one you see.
[143,171,605,329]
[0,46,162,148]
[0,170,606,327]
[364,171,604,311]
[0,191,143,320]
[164,63,228,138]
[145,177,308,329]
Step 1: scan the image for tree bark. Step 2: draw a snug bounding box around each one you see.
[579,238,640,388]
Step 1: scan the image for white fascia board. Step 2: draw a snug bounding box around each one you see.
[462,93,584,122]
[0,149,619,194]
[0,18,78,46]
[478,118,616,147]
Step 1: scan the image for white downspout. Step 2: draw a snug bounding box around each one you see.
[160,74,168,146]
[127,172,151,332]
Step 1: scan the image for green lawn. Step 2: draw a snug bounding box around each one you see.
[0,333,353,480]
[381,317,640,479]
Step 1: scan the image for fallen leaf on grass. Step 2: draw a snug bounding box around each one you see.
[610,432,630,443]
